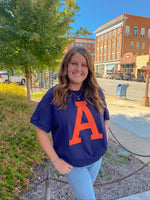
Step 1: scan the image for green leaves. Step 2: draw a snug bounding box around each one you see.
[0,0,91,100]
[0,83,46,199]
[0,0,91,69]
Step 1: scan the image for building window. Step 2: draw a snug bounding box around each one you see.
[148,29,150,39]
[101,35,103,42]
[92,44,95,48]
[108,31,111,39]
[140,28,145,38]
[108,44,110,51]
[117,41,120,49]
[136,42,139,50]
[112,43,115,50]
[84,44,87,48]
[116,52,119,59]
[125,26,130,36]
[142,42,145,50]
[76,43,79,46]
[111,53,114,60]
[100,46,102,52]
[103,54,106,61]
[100,55,102,61]
[133,27,138,37]
[92,50,95,54]
[130,41,134,49]
[117,27,120,36]
[88,44,91,48]
[107,54,110,60]
[80,43,83,47]
[113,29,115,38]
[97,48,99,53]
[104,45,106,52]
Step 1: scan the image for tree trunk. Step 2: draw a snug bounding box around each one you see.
[25,67,31,101]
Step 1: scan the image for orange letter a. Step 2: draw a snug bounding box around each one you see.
[69,101,103,146]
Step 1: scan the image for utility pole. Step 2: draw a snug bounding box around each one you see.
[143,62,150,106]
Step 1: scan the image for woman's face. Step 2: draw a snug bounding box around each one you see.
[67,52,89,91]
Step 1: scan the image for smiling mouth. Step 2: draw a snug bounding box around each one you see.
[73,73,82,76]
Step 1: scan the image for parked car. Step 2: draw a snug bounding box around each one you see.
[136,75,146,82]
[0,70,26,85]
[95,72,102,78]
[106,72,115,79]
[115,73,123,80]
[123,74,136,81]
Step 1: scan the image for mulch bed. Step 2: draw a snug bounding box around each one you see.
[21,139,150,200]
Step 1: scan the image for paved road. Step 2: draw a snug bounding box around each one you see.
[29,78,150,102]
[97,78,150,102]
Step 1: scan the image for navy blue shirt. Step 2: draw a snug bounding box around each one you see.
[30,87,110,167]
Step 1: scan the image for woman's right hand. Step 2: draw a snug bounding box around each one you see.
[54,158,73,174]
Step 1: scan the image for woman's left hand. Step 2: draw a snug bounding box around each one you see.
[54,158,73,175]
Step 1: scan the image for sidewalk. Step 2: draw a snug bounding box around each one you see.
[105,95,150,200]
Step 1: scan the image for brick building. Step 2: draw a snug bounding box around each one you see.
[65,37,95,60]
[94,14,150,76]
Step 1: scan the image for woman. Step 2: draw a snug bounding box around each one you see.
[30,46,109,200]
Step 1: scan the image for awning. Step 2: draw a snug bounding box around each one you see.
[116,70,122,73]
[106,65,114,70]
[120,62,134,65]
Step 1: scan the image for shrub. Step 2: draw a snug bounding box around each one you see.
[0,83,46,199]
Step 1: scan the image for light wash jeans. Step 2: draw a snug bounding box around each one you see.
[65,158,102,200]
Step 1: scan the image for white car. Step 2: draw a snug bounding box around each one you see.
[0,70,26,85]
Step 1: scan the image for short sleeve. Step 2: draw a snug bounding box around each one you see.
[98,87,110,120]
[30,88,54,133]
[103,107,110,120]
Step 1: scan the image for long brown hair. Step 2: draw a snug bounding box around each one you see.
[52,46,106,113]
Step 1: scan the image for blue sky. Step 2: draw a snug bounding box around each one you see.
[73,0,150,39]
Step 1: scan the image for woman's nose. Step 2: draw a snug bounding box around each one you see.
[75,64,82,70]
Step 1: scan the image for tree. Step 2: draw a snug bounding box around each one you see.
[0,0,91,101]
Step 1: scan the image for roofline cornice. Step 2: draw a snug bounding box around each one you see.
[94,15,128,36]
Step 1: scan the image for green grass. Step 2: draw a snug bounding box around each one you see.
[0,85,46,199]
[100,146,129,178]
[117,153,129,164]
[31,93,45,98]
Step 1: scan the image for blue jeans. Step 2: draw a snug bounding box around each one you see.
[65,158,102,200]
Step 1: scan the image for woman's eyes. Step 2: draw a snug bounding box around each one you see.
[71,62,76,65]
[71,62,87,67]
[82,64,87,67]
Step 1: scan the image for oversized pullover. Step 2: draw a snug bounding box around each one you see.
[30,86,110,167]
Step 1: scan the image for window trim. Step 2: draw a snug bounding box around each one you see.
[130,41,134,49]
[141,42,145,50]
[133,27,138,38]
[125,26,130,37]
[148,29,150,39]
[136,42,139,50]
[140,27,145,38]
